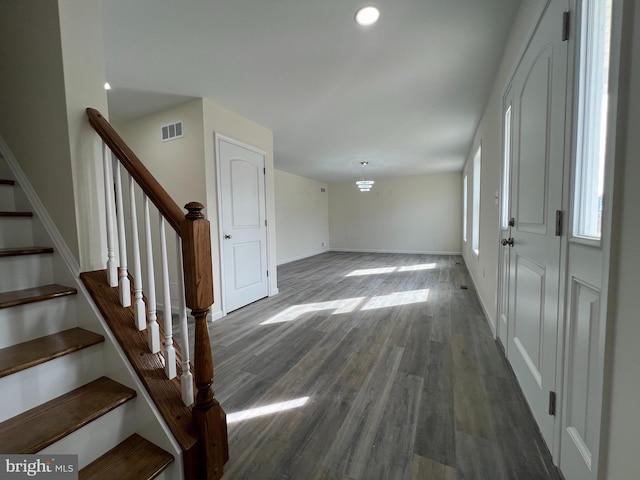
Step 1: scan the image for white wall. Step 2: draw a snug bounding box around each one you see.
[116,99,207,211]
[0,0,109,270]
[274,170,329,264]
[329,173,462,254]
[461,0,545,327]
[601,0,640,477]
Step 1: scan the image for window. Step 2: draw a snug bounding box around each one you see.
[472,146,481,255]
[462,174,468,242]
[501,105,512,229]
[573,0,613,239]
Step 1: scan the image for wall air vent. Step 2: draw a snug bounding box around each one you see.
[161,121,184,142]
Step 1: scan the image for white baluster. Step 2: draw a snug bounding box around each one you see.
[144,197,160,353]
[176,235,194,405]
[103,144,118,287]
[113,160,131,307]
[160,217,177,379]
[129,177,145,330]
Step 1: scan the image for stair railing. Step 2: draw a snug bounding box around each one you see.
[86,108,228,480]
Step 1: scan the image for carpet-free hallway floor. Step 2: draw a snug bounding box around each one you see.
[196,252,559,480]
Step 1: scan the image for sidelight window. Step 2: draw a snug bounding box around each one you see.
[463,174,468,243]
[472,146,481,255]
[573,0,613,240]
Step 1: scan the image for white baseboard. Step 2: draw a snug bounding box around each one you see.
[460,257,496,336]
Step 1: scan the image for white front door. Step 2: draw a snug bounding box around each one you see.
[506,0,569,451]
[217,135,269,313]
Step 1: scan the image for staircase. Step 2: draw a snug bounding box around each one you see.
[0,167,175,478]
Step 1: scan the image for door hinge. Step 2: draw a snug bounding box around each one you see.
[555,210,563,236]
[562,11,570,41]
[265,219,268,227]
[509,217,515,227]
[263,167,266,174]
[549,391,557,416]
[266,270,269,277]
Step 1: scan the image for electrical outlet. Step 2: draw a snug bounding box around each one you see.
[321,241,325,247]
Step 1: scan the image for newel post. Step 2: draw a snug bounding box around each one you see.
[181,202,229,480]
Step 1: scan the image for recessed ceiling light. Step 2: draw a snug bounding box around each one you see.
[104,82,111,90]
[355,5,380,26]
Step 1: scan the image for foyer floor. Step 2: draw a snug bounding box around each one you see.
[198,252,560,480]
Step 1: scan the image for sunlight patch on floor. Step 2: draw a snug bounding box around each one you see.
[346,267,397,277]
[346,263,436,276]
[261,297,366,325]
[398,263,437,272]
[361,289,430,310]
[227,396,310,424]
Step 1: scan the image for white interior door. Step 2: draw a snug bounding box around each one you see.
[506,0,569,451]
[217,135,269,313]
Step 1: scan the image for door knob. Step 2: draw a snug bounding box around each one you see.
[224,234,232,239]
[501,237,514,247]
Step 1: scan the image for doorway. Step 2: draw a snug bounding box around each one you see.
[216,134,269,313]
[500,0,570,452]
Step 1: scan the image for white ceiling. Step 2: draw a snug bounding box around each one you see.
[102,0,522,183]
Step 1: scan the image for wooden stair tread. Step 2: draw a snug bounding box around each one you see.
[0,179,15,185]
[79,434,174,480]
[0,283,77,309]
[0,246,54,257]
[0,211,32,217]
[0,327,104,378]
[0,376,136,453]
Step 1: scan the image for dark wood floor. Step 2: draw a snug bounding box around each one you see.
[194,252,560,480]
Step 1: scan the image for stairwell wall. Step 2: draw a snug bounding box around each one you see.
[0,0,109,272]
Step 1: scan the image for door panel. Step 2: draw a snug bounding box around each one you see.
[513,255,546,384]
[506,0,568,450]
[218,136,269,313]
[231,159,261,227]
[518,50,551,231]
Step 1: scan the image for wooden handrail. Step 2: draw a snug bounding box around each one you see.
[86,109,228,479]
[86,108,184,232]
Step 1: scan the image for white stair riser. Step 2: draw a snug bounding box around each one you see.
[0,185,15,210]
[0,254,54,293]
[39,399,137,470]
[0,217,34,248]
[0,345,104,422]
[0,296,78,348]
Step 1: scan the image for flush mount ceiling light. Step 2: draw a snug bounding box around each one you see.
[104,82,111,90]
[356,161,375,192]
[355,5,380,26]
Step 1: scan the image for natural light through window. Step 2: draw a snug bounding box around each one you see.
[463,174,468,242]
[261,288,431,325]
[472,146,481,255]
[501,104,512,230]
[227,397,309,424]
[346,264,436,276]
[346,267,397,277]
[261,298,365,325]
[398,263,436,272]
[573,0,612,239]
[361,289,430,310]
